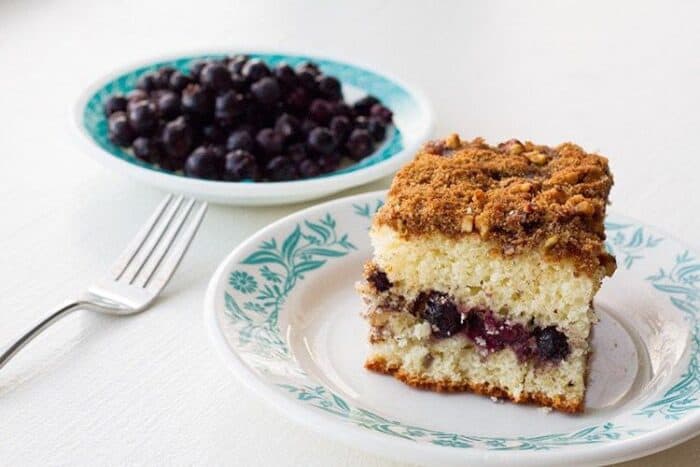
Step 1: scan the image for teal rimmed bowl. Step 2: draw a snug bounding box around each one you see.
[74,51,433,205]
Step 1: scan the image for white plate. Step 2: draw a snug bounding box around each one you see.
[73,51,432,205]
[205,190,700,466]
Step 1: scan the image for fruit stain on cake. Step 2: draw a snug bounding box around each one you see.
[357,134,617,413]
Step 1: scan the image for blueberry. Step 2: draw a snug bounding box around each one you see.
[297,158,320,178]
[317,153,341,173]
[136,72,157,92]
[287,143,307,163]
[307,127,335,155]
[274,63,297,89]
[274,113,301,142]
[226,129,254,152]
[156,91,181,120]
[108,112,135,147]
[200,63,232,92]
[182,84,214,118]
[224,150,260,181]
[353,115,369,129]
[317,75,342,100]
[308,99,333,125]
[297,61,321,76]
[127,100,157,136]
[368,269,392,292]
[104,95,127,116]
[215,91,246,124]
[230,73,248,92]
[265,156,298,181]
[370,103,393,124]
[202,124,227,144]
[242,59,271,81]
[132,136,160,162]
[251,77,281,105]
[169,71,193,92]
[353,95,380,116]
[421,292,464,337]
[184,146,223,180]
[346,129,374,160]
[329,115,351,143]
[255,128,284,156]
[331,102,352,117]
[154,67,175,89]
[367,117,386,142]
[226,55,249,75]
[161,116,192,159]
[189,60,211,79]
[535,326,570,361]
[127,89,148,103]
[286,87,310,113]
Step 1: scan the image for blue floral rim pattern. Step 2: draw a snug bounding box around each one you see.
[219,197,700,450]
[82,53,412,181]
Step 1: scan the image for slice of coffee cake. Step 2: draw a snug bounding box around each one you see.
[357,134,616,413]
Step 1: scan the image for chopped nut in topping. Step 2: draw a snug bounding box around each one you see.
[461,215,474,233]
[544,235,559,249]
[444,133,461,149]
[525,151,547,165]
[575,200,595,216]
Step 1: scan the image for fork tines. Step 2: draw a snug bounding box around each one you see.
[111,195,207,293]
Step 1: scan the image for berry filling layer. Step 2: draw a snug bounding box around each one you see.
[365,274,571,363]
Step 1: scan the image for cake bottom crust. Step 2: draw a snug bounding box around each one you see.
[365,356,583,414]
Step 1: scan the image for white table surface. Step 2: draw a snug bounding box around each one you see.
[1,0,699,465]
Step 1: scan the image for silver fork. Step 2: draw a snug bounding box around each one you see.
[0,194,207,371]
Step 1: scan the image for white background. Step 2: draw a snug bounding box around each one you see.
[1,0,699,465]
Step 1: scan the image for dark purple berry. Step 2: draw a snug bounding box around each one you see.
[185,146,223,180]
[353,95,380,116]
[226,55,248,75]
[354,115,369,129]
[274,63,297,89]
[161,116,192,159]
[230,73,248,91]
[127,89,148,103]
[127,100,157,136]
[307,127,335,155]
[108,112,135,147]
[265,156,298,181]
[224,150,260,181]
[367,117,386,142]
[331,102,352,117]
[251,77,281,105]
[154,67,175,89]
[189,60,210,79]
[169,71,193,92]
[317,153,341,173]
[136,73,157,92]
[287,143,307,162]
[202,124,227,144]
[226,130,254,152]
[421,292,464,337]
[329,115,351,143]
[368,269,392,292]
[370,104,393,124]
[317,75,342,100]
[286,87,310,112]
[308,99,333,125]
[182,84,214,118]
[215,91,246,124]
[297,61,321,76]
[535,326,570,361]
[274,113,301,142]
[104,95,127,116]
[242,59,271,81]
[200,63,232,92]
[297,158,320,178]
[156,91,181,120]
[255,128,284,156]
[346,129,373,160]
[132,136,160,162]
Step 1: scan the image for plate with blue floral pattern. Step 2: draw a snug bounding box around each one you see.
[205,190,700,466]
[74,52,432,206]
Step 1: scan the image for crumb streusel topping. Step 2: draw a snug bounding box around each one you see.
[374,134,616,276]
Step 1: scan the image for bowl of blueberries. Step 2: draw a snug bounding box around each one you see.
[75,52,432,205]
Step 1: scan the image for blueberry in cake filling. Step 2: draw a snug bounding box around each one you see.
[357,134,616,413]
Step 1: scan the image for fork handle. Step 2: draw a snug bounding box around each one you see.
[0,301,85,371]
